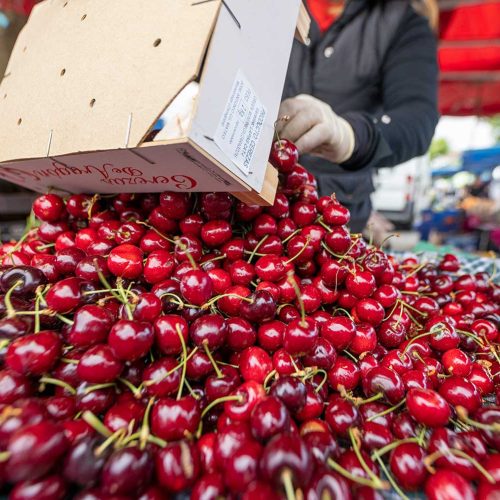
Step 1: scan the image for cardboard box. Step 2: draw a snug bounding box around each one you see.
[0,0,310,205]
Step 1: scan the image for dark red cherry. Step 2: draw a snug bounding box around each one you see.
[240,290,276,323]
[225,440,262,493]
[10,474,67,500]
[270,376,307,414]
[101,447,153,496]
[283,317,319,356]
[108,320,154,362]
[325,395,359,437]
[77,344,123,383]
[69,305,114,347]
[260,433,313,490]
[321,316,355,351]
[190,314,227,350]
[151,396,200,441]
[155,440,200,492]
[362,366,405,405]
[250,396,290,441]
[45,276,83,313]
[180,269,213,306]
[6,421,68,482]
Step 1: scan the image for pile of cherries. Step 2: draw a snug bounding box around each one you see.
[0,139,498,500]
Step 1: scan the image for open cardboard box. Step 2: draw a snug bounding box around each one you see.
[0,0,310,206]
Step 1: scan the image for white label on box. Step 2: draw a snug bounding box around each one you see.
[214,69,267,175]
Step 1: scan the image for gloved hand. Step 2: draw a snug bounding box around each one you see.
[276,94,355,164]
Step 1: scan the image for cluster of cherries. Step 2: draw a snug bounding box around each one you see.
[0,139,498,500]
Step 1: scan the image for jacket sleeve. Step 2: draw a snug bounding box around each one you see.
[341,7,439,170]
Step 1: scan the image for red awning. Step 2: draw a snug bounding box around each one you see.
[438,0,500,116]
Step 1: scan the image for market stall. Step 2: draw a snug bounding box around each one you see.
[0,1,498,499]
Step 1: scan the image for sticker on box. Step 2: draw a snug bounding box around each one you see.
[214,69,267,175]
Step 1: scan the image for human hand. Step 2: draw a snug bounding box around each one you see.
[276,94,355,164]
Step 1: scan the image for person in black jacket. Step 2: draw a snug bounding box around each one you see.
[277,0,439,232]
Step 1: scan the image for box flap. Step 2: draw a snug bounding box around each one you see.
[0,0,220,163]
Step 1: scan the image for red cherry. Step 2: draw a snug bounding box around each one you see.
[6,331,61,376]
[354,298,385,326]
[389,442,427,491]
[284,317,319,356]
[250,396,290,441]
[151,396,200,441]
[45,276,83,313]
[226,317,256,352]
[225,440,262,493]
[108,319,154,361]
[325,395,359,438]
[77,344,123,383]
[406,388,451,427]
[239,346,273,383]
[362,366,405,404]
[321,316,355,351]
[33,194,65,222]
[5,421,68,482]
[270,139,299,174]
[224,381,266,421]
[107,244,143,279]
[345,271,376,299]
[155,440,200,492]
[424,469,474,500]
[328,356,360,391]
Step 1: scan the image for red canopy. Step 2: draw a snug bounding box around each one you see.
[438,0,500,116]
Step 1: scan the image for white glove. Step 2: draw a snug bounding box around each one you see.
[276,94,355,164]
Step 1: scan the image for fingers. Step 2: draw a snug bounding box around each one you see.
[295,123,330,154]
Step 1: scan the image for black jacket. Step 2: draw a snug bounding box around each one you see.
[283,0,439,231]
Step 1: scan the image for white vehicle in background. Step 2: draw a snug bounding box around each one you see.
[371,156,432,229]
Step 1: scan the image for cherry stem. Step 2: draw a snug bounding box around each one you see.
[263,369,278,391]
[176,324,188,400]
[281,468,297,500]
[282,228,303,244]
[55,313,74,326]
[327,458,389,490]
[39,376,76,395]
[83,383,116,395]
[404,262,426,279]
[334,307,353,320]
[424,448,495,484]
[366,398,406,422]
[399,299,427,317]
[200,394,243,419]
[159,292,193,310]
[96,267,121,302]
[143,347,198,387]
[202,340,223,379]
[175,238,198,270]
[285,237,311,266]
[202,293,253,310]
[0,451,10,462]
[94,428,127,457]
[34,292,41,334]
[456,406,500,433]
[247,234,269,263]
[374,454,410,500]
[456,329,486,348]
[116,278,133,321]
[316,217,333,233]
[349,427,387,489]
[140,397,155,450]
[287,271,306,325]
[0,339,9,351]
[371,437,420,461]
[118,377,142,398]
[379,233,399,251]
[342,350,358,362]
[4,279,23,319]
[320,241,354,263]
[82,411,112,438]
[313,369,328,393]
[135,221,176,244]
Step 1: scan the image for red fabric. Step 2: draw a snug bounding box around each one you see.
[439,80,500,116]
[438,1,500,116]
[0,0,38,16]
[306,0,339,32]
[439,2,500,41]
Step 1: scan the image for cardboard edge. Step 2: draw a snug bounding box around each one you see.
[137,1,224,147]
[231,163,278,207]
[186,138,251,192]
[294,2,311,44]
